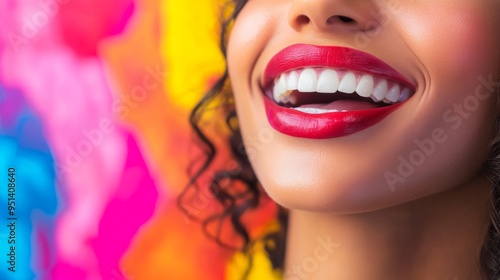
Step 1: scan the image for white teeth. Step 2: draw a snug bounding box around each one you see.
[297,69,317,92]
[316,69,339,93]
[356,75,374,97]
[278,74,287,94]
[271,68,413,105]
[287,71,299,90]
[273,75,287,102]
[385,85,401,103]
[273,83,281,102]
[399,88,412,102]
[293,107,342,114]
[338,72,356,94]
[372,80,388,101]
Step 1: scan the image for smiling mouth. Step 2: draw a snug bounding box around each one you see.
[261,44,416,139]
[269,67,413,114]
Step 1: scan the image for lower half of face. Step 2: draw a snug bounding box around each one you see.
[227,0,500,213]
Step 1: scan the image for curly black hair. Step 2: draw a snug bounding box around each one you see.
[178,0,500,279]
[482,115,500,278]
[177,0,287,278]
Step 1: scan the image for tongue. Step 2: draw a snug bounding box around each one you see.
[298,100,381,111]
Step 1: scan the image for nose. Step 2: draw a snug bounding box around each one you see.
[288,0,379,33]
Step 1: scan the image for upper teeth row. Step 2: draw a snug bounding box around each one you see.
[272,68,412,105]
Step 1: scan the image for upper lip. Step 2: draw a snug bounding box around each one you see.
[262,44,415,91]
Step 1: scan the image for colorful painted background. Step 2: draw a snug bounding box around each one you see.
[0,0,280,279]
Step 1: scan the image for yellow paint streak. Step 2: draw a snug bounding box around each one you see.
[161,0,226,109]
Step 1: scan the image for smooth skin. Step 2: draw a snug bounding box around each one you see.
[227,0,500,279]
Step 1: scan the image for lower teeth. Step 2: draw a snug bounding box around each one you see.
[292,108,348,114]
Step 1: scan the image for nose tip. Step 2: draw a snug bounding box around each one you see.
[288,0,378,33]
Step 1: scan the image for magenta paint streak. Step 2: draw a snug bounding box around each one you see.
[93,132,158,278]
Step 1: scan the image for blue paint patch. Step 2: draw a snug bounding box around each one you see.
[0,84,59,280]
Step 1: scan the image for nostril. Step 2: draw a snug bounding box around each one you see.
[297,15,310,25]
[327,15,356,24]
[338,16,354,23]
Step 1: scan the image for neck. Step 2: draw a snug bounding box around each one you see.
[284,175,492,280]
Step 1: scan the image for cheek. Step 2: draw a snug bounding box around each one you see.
[382,3,500,199]
[227,2,276,78]
[401,2,500,81]
[398,2,500,154]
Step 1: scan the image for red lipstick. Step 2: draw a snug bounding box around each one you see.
[262,44,413,139]
[263,44,412,89]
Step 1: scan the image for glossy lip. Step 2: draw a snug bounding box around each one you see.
[264,96,403,139]
[263,44,414,89]
[261,44,414,139]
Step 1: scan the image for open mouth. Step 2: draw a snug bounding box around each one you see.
[261,44,416,139]
[269,67,413,114]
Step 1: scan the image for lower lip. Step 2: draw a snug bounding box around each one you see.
[263,97,402,139]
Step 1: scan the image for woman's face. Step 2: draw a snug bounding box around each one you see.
[227,0,500,212]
